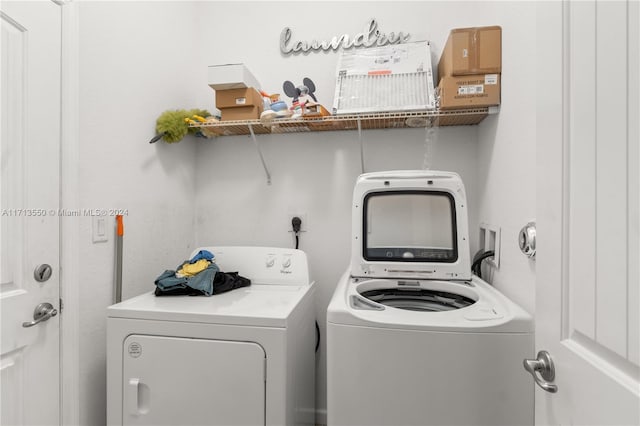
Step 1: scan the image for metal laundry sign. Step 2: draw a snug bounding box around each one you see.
[280,19,411,54]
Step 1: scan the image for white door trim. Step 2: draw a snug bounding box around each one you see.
[60,1,81,425]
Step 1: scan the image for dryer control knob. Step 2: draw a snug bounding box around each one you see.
[266,256,276,268]
[282,257,292,268]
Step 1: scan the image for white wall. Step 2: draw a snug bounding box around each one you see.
[77,2,202,424]
[475,1,537,313]
[74,2,537,425]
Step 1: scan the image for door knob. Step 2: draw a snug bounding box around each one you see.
[22,302,58,328]
[523,350,558,393]
[518,222,536,258]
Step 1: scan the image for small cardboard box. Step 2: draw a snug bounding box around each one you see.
[208,63,261,91]
[220,106,263,121]
[216,87,264,121]
[437,73,501,110]
[215,87,262,109]
[302,104,331,118]
[438,26,502,78]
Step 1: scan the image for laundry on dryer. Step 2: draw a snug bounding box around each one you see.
[153,249,251,296]
[327,170,534,426]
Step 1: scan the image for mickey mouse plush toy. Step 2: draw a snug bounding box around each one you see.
[283,77,318,108]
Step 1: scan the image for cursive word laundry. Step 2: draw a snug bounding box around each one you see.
[280,19,411,54]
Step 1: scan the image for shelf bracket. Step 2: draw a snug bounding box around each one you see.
[357,117,365,174]
[248,124,272,185]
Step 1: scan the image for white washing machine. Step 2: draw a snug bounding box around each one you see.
[107,246,315,426]
[327,171,534,426]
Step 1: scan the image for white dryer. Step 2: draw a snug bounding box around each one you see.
[107,246,315,426]
[327,171,534,426]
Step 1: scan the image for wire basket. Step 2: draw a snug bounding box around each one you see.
[333,41,436,115]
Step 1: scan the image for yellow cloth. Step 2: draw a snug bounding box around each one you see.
[176,259,210,277]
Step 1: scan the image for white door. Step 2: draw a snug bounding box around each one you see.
[535,1,639,425]
[122,335,266,426]
[0,1,61,425]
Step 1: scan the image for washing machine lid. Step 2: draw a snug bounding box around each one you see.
[350,171,471,280]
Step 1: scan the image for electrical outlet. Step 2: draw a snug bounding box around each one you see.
[479,223,500,268]
[288,213,307,233]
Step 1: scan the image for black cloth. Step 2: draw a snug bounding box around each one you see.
[211,271,251,295]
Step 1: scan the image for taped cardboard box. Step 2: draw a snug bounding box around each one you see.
[216,87,264,121]
[438,26,501,78]
[438,74,500,110]
[208,63,261,91]
[220,106,263,121]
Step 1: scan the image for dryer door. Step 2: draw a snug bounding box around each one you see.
[122,335,265,426]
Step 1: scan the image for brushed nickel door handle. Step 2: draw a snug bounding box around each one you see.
[22,302,58,328]
[523,350,558,393]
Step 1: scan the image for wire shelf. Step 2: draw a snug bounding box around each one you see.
[191,108,491,137]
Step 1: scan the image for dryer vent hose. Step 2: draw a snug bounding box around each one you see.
[471,250,495,280]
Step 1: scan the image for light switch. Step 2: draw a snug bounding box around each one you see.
[92,216,108,243]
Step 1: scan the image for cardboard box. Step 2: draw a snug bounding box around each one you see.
[216,88,264,121]
[208,63,261,90]
[220,106,262,121]
[437,73,501,110]
[438,26,502,78]
[302,104,331,118]
[215,87,262,109]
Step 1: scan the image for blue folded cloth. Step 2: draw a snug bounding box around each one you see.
[155,262,220,296]
[187,263,218,295]
[155,269,188,291]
